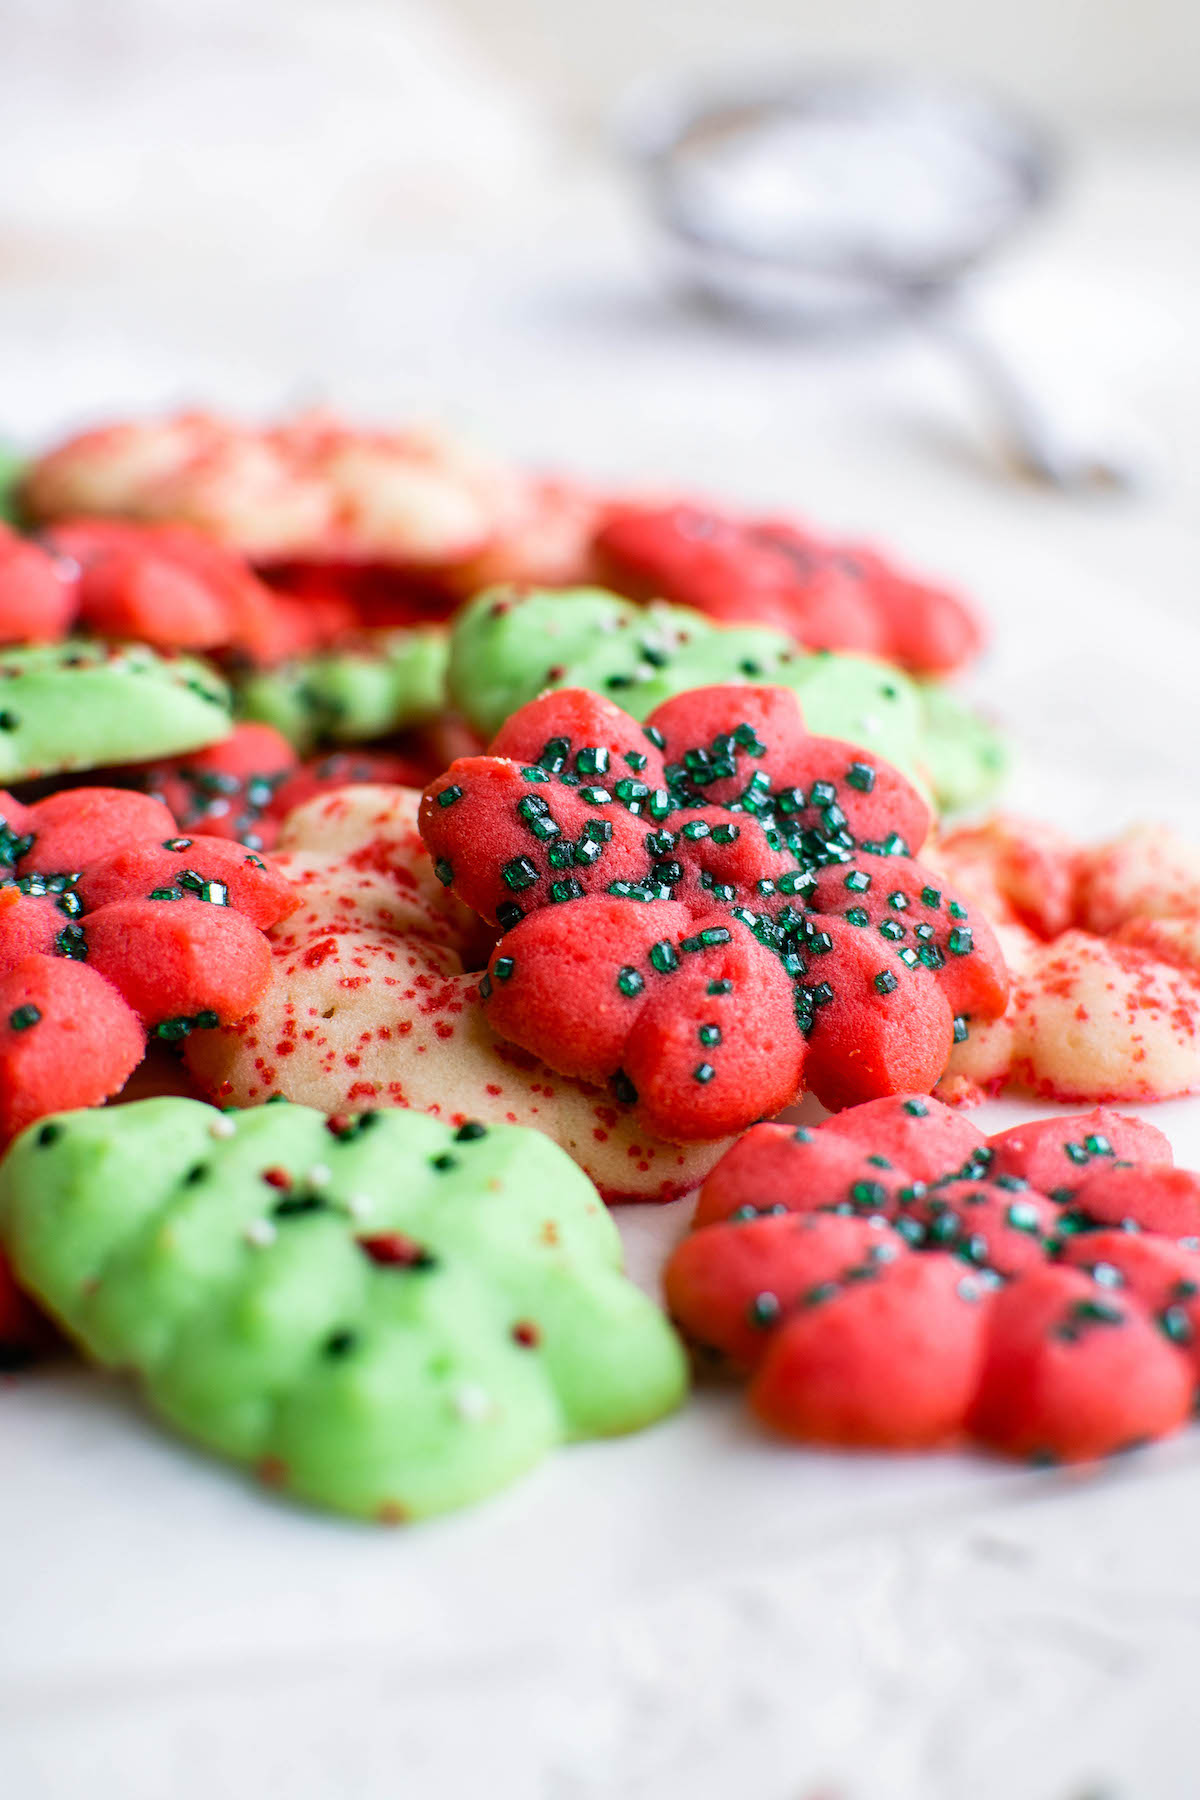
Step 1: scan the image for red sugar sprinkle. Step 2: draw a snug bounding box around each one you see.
[358,1232,426,1267]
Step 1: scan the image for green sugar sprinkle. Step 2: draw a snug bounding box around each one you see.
[612,1069,638,1104]
[501,856,540,892]
[747,1291,780,1327]
[154,1010,220,1042]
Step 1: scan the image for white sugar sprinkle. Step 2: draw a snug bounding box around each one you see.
[307,1163,332,1188]
[345,1193,373,1220]
[451,1383,493,1423]
[244,1219,277,1248]
[208,1116,237,1139]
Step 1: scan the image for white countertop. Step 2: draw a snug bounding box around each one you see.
[1,43,1199,1796]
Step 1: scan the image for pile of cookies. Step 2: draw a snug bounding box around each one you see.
[2,410,1199,1522]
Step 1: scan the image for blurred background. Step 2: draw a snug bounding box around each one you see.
[0,0,1196,818]
[4,14,1200,1797]
[451,0,1200,129]
[0,0,1193,456]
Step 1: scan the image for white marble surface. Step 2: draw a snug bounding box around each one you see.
[2,16,1200,1794]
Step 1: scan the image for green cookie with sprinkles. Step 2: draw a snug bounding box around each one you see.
[0,639,232,784]
[0,1097,688,1520]
[419,683,1010,1141]
[446,585,1006,814]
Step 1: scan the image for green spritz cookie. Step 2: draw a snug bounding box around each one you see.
[448,586,1005,812]
[236,628,448,753]
[0,639,231,783]
[913,678,1008,816]
[0,1097,687,1520]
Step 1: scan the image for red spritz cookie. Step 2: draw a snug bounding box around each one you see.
[418,685,1008,1140]
[0,517,315,663]
[0,785,297,1139]
[667,1096,1200,1463]
[126,722,427,852]
[594,503,983,676]
[0,1246,53,1368]
[182,783,725,1204]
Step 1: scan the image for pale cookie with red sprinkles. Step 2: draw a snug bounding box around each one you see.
[22,412,572,575]
[932,816,1200,1104]
[184,785,726,1202]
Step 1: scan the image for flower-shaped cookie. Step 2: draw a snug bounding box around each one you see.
[933,816,1200,1104]
[0,636,232,785]
[22,411,597,586]
[127,721,428,851]
[0,786,297,1138]
[183,783,726,1203]
[0,517,312,662]
[446,584,1006,813]
[0,1097,686,1519]
[668,1096,1200,1461]
[594,502,983,676]
[419,686,1009,1140]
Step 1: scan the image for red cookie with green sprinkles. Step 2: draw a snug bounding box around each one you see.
[124,721,429,852]
[0,785,298,1139]
[593,502,984,676]
[418,685,1009,1140]
[666,1096,1200,1464]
